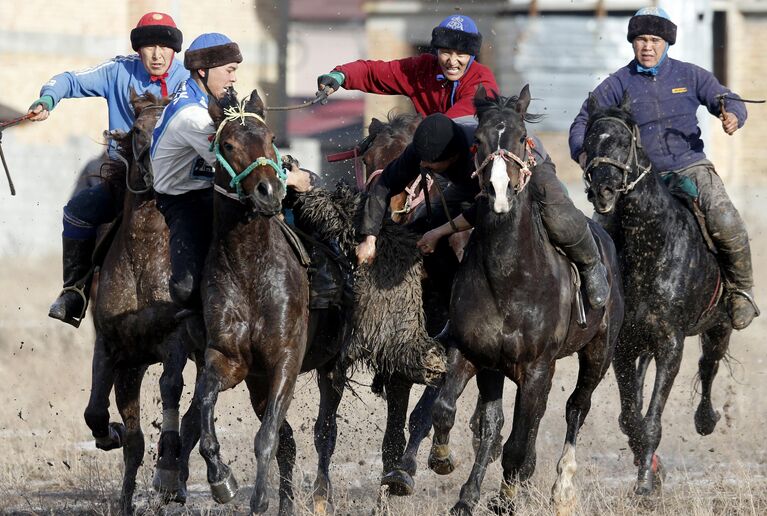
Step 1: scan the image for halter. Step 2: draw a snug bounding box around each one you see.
[471,126,537,193]
[583,116,651,194]
[212,98,286,201]
[115,104,166,195]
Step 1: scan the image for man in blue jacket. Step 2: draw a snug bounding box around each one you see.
[28,12,189,327]
[569,7,758,330]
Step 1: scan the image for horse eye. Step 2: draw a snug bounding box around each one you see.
[223,142,234,152]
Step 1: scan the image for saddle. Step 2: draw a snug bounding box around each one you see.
[661,172,716,253]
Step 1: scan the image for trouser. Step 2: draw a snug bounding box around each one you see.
[155,189,214,310]
[674,160,753,291]
[62,182,121,240]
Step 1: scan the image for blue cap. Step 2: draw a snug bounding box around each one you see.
[184,33,242,70]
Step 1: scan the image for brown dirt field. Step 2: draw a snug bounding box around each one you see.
[0,178,765,514]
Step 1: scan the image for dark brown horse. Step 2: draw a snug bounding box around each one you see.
[582,95,737,495]
[187,89,345,515]
[427,85,624,515]
[85,91,205,514]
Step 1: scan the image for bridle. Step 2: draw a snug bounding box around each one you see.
[471,121,537,193]
[583,116,651,194]
[113,104,166,195]
[211,98,286,202]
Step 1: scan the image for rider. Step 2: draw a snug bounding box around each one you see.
[316,14,499,122]
[151,33,312,310]
[568,7,759,329]
[31,12,188,327]
[363,113,610,309]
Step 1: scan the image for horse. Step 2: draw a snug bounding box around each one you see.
[84,91,205,514]
[582,93,736,495]
[426,85,624,515]
[186,89,346,515]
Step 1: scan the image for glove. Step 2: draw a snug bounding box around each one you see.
[28,95,54,113]
[316,71,345,96]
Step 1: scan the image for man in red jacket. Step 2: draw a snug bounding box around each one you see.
[316,14,498,123]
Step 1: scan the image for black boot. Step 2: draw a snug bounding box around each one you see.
[308,240,344,310]
[563,229,609,309]
[48,236,95,328]
[718,237,759,330]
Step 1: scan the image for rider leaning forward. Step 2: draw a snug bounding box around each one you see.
[568,7,759,329]
[30,12,188,327]
[150,33,312,311]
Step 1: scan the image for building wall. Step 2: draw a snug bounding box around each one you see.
[0,0,276,256]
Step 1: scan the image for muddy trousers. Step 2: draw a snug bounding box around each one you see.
[675,160,758,329]
[49,182,121,327]
[531,162,609,308]
[156,189,214,310]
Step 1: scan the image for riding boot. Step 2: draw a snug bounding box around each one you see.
[48,236,96,328]
[562,228,609,309]
[710,213,759,330]
[308,241,343,310]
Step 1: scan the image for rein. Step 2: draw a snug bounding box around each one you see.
[119,104,166,195]
[583,116,651,194]
[263,90,330,111]
[471,136,537,193]
[213,98,286,201]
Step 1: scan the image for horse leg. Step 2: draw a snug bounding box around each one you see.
[114,365,147,516]
[429,346,478,476]
[83,335,123,450]
[469,381,503,463]
[695,323,731,435]
[176,354,204,504]
[551,336,612,516]
[452,369,505,516]
[153,330,188,501]
[379,376,410,491]
[496,361,555,515]
[612,341,645,467]
[249,355,302,515]
[635,351,652,412]
[312,364,345,514]
[198,348,247,504]
[634,335,684,495]
[381,383,440,497]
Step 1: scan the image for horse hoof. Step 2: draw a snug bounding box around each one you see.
[95,422,125,451]
[174,480,187,505]
[153,467,180,496]
[313,496,333,516]
[381,469,414,496]
[694,404,721,436]
[210,469,238,504]
[449,500,474,516]
[428,444,456,475]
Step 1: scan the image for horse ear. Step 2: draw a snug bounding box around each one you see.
[474,84,488,103]
[369,117,384,136]
[208,95,225,127]
[516,84,531,114]
[587,92,600,117]
[245,89,265,118]
[620,91,632,112]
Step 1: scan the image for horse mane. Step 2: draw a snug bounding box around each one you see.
[474,94,544,124]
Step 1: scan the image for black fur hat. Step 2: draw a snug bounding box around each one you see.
[627,8,677,45]
[430,14,483,56]
[130,12,183,53]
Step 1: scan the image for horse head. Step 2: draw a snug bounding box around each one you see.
[582,92,652,214]
[361,112,422,175]
[473,84,540,214]
[209,88,286,216]
[129,89,169,191]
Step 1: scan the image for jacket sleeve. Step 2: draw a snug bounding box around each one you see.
[568,74,625,162]
[335,57,419,98]
[39,58,118,109]
[693,64,747,128]
[358,144,421,237]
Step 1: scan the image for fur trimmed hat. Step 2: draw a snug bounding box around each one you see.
[184,33,242,71]
[431,15,483,56]
[130,12,183,53]
[413,113,463,162]
[627,7,677,45]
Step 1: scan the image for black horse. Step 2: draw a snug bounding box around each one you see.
[427,85,624,515]
[178,89,346,515]
[582,93,737,495]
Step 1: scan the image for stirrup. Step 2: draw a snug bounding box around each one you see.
[729,289,761,316]
[55,283,89,328]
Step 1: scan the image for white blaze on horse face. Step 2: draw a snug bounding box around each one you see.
[490,156,510,213]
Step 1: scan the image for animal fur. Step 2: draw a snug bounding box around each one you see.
[293,182,446,385]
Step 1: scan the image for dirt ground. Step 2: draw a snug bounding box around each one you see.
[0,176,765,515]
